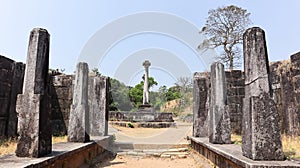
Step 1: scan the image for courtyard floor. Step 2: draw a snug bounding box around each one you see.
[97,120,214,168]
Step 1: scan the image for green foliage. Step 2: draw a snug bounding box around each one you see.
[166,86,182,101]
[127,122,134,128]
[129,76,158,108]
[109,78,133,111]
[109,76,191,113]
[199,5,251,70]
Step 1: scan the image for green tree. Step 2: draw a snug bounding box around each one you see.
[165,86,182,101]
[129,76,158,108]
[109,78,133,111]
[199,5,251,70]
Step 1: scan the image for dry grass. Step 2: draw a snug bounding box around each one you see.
[282,134,300,159]
[231,134,242,145]
[52,135,67,144]
[0,136,68,156]
[0,138,17,156]
[231,134,300,159]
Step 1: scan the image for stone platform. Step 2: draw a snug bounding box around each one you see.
[190,137,300,168]
[109,111,174,122]
[0,136,112,168]
[110,121,175,128]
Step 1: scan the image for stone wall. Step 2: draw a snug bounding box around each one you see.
[109,111,174,122]
[0,55,74,137]
[225,70,245,134]
[270,52,300,135]
[0,55,25,138]
[193,55,300,136]
[50,74,74,136]
[193,70,245,135]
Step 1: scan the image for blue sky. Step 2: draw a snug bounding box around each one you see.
[1,1,300,88]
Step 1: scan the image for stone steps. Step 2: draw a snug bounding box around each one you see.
[113,142,189,151]
[113,142,190,158]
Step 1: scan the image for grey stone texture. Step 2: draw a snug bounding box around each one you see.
[7,62,25,137]
[225,70,245,135]
[50,74,73,136]
[191,137,300,168]
[242,27,284,160]
[209,62,231,144]
[109,111,174,122]
[193,72,210,137]
[0,56,25,138]
[88,74,109,136]
[270,53,300,136]
[193,70,245,136]
[15,28,51,157]
[68,62,90,142]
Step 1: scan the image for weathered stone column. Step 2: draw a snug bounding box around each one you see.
[242,27,284,160]
[15,28,51,157]
[7,62,25,137]
[193,72,210,137]
[68,62,90,142]
[142,60,151,105]
[209,62,231,144]
[89,75,109,136]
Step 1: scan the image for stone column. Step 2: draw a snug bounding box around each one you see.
[142,60,151,105]
[242,27,284,160]
[15,28,51,157]
[89,75,109,136]
[7,62,25,137]
[68,62,90,142]
[193,72,210,137]
[209,62,231,144]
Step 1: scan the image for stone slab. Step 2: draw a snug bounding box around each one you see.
[68,62,90,142]
[193,72,209,137]
[109,111,174,122]
[15,28,51,157]
[0,136,112,168]
[190,137,300,168]
[209,62,231,144]
[242,27,284,160]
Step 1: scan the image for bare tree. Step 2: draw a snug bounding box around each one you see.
[199,5,251,70]
[175,77,192,93]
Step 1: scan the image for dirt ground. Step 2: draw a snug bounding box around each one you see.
[96,152,214,168]
[112,125,169,138]
[98,124,214,168]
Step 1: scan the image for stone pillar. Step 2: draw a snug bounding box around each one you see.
[193,72,210,137]
[242,27,284,160]
[209,62,231,144]
[15,28,51,157]
[0,56,15,137]
[89,75,109,136]
[142,60,151,105]
[68,62,90,142]
[7,62,25,137]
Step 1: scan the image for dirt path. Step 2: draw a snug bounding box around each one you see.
[101,121,214,168]
[109,121,193,144]
[96,152,213,168]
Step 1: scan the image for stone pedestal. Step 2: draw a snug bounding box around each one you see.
[242,27,284,160]
[68,62,90,142]
[138,104,155,113]
[193,72,210,137]
[15,28,51,157]
[209,62,231,144]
